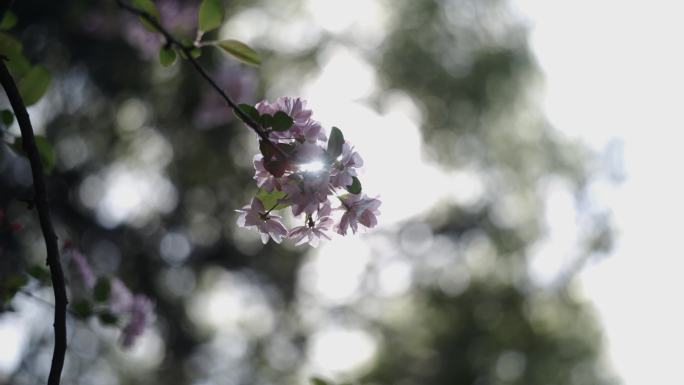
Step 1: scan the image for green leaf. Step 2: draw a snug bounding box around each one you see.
[234,103,260,125]
[310,377,331,385]
[5,273,27,291]
[0,31,22,58]
[93,277,111,303]
[198,0,224,33]
[159,46,177,67]
[260,113,273,129]
[132,0,161,31]
[34,136,55,175]
[98,312,118,325]
[0,11,17,30]
[6,52,30,78]
[345,176,362,194]
[215,39,260,66]
[327,126,344,160]
[0,109,13,127]
[18,65,51,106]
[272,111,293,132]
[72,299,92,319]
[27,265,50,282]
[256,188,289,210]
[13,136,56,174]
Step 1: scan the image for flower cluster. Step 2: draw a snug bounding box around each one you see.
[236,97,381,247]
[63,243,154,348]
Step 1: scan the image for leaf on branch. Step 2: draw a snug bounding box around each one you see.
[259,140,291,177]
[27,265,50,282]
[17,65,51,106]
[199,0,224,33]
[159,46,177,67]
[271,111,293,132]
[6,52,30,79]
[215,39,261,66]
[93,277,111,303]
[0,109,13,127]
[98,311,118,325]
[131,0,161,31]
[256,188,290,210]
[0,31,22,59]
[234,103,260,126]
[0,11,17,30]
[260,113,273,129]
[34,136,56,175]
[72,299,92,319]
[13,135,56,175]
[327,126,344,160]
[345,176,362,194]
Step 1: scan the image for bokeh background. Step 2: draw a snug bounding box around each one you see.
[2,0,682,384]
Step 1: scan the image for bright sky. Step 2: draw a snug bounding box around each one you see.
[518,1,684,384]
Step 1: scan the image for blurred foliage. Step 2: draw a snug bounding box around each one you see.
[0,0,615,385]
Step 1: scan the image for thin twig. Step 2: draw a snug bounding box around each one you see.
[114,0,288,159]
[0,61,68,385]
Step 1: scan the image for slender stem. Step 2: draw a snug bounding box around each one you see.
[114,0,288,159]
[0,61,68,385]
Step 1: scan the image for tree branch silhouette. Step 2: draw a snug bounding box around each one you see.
[0,61,68,385]
[115,0,288,159]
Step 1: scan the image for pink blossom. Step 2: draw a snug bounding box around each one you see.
[292,119,326,143]
[256,97,324,142]
[336,194,382,235]
[120,295,153,348]
[66,249,96,289]
[109,278,134,314]
[331,143,364,188]
[288,203,334,247]
[282,173,330,216]
[236,198,289,244]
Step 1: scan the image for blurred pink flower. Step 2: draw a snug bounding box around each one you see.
[120,295,154,348]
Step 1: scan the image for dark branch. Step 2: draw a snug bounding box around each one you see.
[0,61,68,385]
[114,0,288,159]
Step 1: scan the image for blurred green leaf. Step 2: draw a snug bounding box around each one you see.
[18,65,51,106]
[0,109,13,127]
[6,52,30,79]
[159,46,177,67]
[256,188,289,210]
[272,111,293,132]
[27,265,50,282]
[198,0,224,33]
[215,39,260,66]
[93,277,111,303]
[0,11,17,30]
[310,377,332,385]
[98,311,118,325]
[0,31,22,58]
[12,136,55,174]
[346,176,362,194]
[35,136,55,175]
[5,274,27,291]
[327,126,344,160]
[72,299,92,319]
[132,0,160,31]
